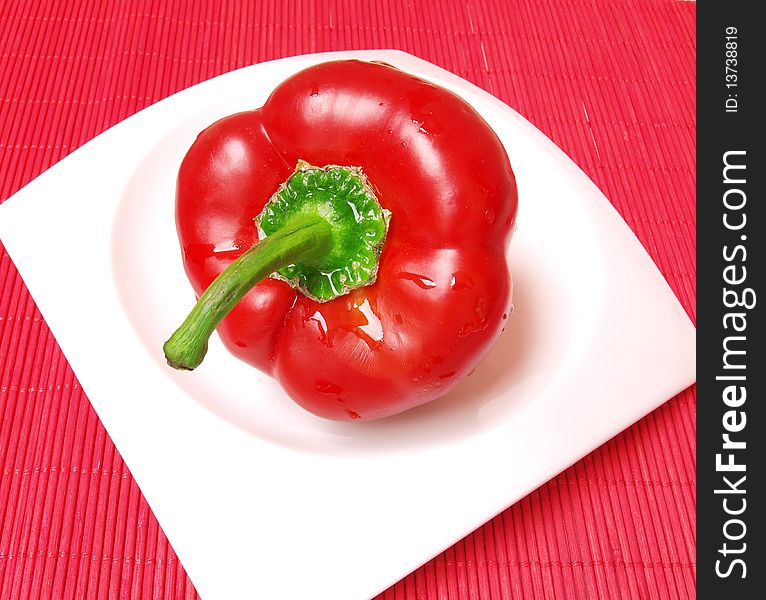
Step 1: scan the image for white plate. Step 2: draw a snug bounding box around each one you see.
[0,51,695,600]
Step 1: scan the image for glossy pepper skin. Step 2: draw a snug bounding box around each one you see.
[175,60,517,421]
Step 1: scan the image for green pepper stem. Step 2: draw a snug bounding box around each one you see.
[163,217,333,370]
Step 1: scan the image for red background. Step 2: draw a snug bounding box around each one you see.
[1,1,695,598]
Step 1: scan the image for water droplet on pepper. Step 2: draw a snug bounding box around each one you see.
[398,272,437,289]
[315,380,343,395]
[458,297,489,337]
[450,271,474,291]
[344,408,362,420]
[312,297,385,350]
[355,298,384,346]
[307,310,330,346]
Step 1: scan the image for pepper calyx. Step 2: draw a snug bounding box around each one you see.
[257,161,390,302]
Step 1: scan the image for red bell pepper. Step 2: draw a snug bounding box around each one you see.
[164,60,517,421]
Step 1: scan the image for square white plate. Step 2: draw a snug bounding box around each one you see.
[0,51,695,599]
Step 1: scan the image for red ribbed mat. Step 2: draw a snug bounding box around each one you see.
[1,1,695,598]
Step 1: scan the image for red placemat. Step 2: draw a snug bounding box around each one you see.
[1,1,695,598]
